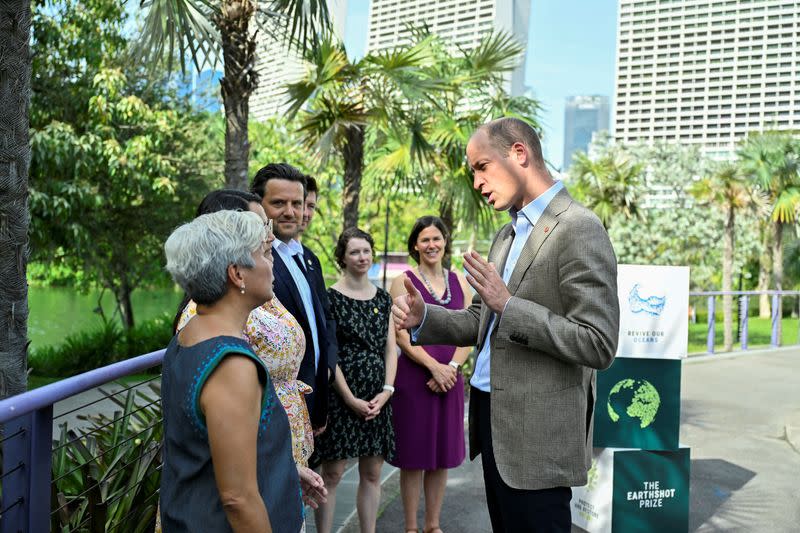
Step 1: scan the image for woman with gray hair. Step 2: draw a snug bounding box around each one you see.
[160,209,302,532]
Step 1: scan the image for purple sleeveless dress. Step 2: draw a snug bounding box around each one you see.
[389,270,466,470]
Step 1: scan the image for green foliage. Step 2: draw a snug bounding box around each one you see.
[568,143,644,229]
[52,384,162,532]
[29,0,222,328]
[570,140,765,290]
[31,0,128,129]
[287,28,542,232]
[136,0,330,73]
[738,132,800,225]
[29,314,172,377]
[30,321,123,378]
[29,67,218,327]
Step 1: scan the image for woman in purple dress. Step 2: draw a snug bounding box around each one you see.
[389,216,472,533]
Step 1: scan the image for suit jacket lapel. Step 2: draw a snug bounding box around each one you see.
[273,253,307,325]
[506,188,573,294]
[477,223,514,347]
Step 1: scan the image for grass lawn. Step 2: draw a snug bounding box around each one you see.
[688,317,800,354]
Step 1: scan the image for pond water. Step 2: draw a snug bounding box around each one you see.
[27,286,181,350]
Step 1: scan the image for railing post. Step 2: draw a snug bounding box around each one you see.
[707,295,716,354]
[1,405,53,533]
[771,294,780,347]
[740,295,749,351]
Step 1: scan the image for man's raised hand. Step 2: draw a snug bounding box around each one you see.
[391,276,426,330]
[463,251,511,314]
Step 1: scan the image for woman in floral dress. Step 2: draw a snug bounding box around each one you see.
[313,228,397,533]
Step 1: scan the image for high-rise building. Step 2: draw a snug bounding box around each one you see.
[613,0,800,158]
[250,1,348,121]
[365,0,531,96]
[563,95,610,169]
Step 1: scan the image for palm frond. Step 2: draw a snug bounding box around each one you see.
[263,0,331,49]
[135,0,220,73]
[464,31,524,77]
[285,36,352,117]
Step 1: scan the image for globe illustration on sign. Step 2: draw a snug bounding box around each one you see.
[607,378,661,428]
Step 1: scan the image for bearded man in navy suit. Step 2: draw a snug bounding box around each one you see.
[251,163,337,432]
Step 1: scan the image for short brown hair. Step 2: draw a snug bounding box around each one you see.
[334,227,374,269]
[479,117,545,167]
[305,175,318,196]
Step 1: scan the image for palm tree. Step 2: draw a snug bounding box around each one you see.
[286,32,444,229]
[569,149,644,229]
[0,1,31,398]
[137,0,330,189]
[739,132,800,345]
[690,163,761,352]
[423,31,542,234]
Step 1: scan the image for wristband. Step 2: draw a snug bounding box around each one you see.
[382,384,395,394]
[448,361,460,370]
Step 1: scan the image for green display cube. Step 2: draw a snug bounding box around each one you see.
[593,357,681,451]
[572,447,691,533]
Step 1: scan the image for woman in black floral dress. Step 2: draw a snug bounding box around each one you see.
[314,228,397,533]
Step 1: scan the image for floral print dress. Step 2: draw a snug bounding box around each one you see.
[314,288,395,462]
[179,298,314,466]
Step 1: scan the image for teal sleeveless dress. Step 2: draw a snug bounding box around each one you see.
[159,335,303,532]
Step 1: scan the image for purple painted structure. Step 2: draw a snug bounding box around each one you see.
[0,349,165,533]
[691,290,800,354]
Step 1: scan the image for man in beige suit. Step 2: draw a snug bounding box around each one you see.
[392,118,619,532]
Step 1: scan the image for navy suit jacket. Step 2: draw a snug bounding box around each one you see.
[272,244,337,429]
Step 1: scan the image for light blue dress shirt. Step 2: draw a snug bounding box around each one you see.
[273,239,321,369]
[469,180,565,392]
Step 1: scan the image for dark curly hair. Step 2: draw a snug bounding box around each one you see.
[407,216,451,265]
[334,227,374,269]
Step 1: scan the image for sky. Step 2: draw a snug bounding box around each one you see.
[342,0,618,171]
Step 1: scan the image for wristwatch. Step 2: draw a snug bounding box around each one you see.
[448,361,460,371]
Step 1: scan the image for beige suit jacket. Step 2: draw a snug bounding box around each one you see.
[416,188,619,490]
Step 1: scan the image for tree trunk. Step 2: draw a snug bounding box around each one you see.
[438,198,454,237]
[217,1,257,190]
[722,205,734,352]
[114,278,135,330]
[342,125,365,231]
[772,220,783,345]
[757,224,772,318]
[0,0,32,398]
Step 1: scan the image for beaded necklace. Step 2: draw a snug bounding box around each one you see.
[417,268,452,305]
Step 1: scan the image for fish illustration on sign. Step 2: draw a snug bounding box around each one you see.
[628,284,666,316]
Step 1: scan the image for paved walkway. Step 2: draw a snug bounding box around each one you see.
[356,347,800,533]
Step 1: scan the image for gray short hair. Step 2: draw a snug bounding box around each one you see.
[165,210,266,305]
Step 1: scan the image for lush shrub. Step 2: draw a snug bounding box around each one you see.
[122,313,174,359]
[30,322,123,377]
[52,384,162,532]
[29,314,172,377]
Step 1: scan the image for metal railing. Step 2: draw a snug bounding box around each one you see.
[690,290,800,354]
[0,349,165,533]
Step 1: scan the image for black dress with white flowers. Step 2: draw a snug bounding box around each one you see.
[315,288,395,461]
